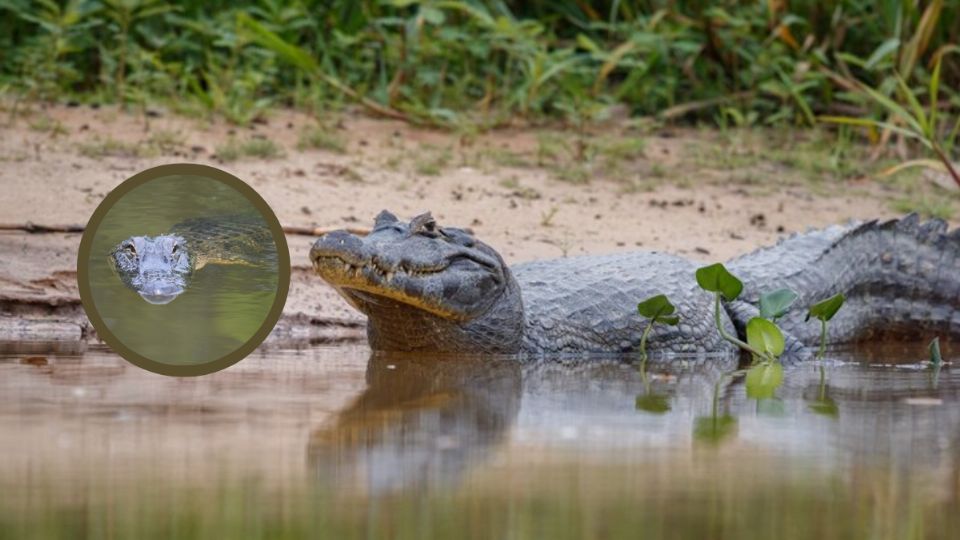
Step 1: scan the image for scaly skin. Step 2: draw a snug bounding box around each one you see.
[310,211,960,355]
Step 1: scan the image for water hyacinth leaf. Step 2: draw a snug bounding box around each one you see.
[635,394,671,414]
[745,361,784,400]
[929,337,942,366]
[807,293,846,322]
[695,263,743,301]
[759,288,798,320]
[746,317,785,358]
[693,415,738,445]
[756,398,786,417]
[809,398,839,418]
[637,294,679,325]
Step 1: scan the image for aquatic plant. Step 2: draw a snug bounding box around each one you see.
[806,293,846,360]
[744,361,784,401]
[695,262,781,362]
[758,288,798,321]
[928,336,943,366]
[636,293,679,361]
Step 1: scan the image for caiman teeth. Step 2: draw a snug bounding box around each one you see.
[315,255,445,278]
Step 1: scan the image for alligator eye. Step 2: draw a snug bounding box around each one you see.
[124,244,136,256]
[171,244,179,254]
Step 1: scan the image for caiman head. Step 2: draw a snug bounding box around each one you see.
[310,210,524,353]
[110,235,192,305]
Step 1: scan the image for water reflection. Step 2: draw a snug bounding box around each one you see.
[0,343,958,538]
[308,354,522,494]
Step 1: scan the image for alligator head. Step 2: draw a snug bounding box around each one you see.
[110,235,192,304]
[310,210,523,353]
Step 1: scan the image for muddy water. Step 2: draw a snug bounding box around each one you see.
[1,343,958,539]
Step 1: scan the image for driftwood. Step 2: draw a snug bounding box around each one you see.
[0,223,370,237]
[0,223,85,234]
[280,225,369,237]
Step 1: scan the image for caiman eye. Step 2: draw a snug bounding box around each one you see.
[171,244,179,254]
[409,212,438,236]
[124,244,137,256]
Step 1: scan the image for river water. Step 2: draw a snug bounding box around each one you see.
[0,343,957,539]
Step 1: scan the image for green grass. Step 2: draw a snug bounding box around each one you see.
[2,0,959,189]
[892,196,955,220]
[28,115,68,136]
[144,129,184,154]
[298,126,347,154]
[413,145,452,176]
[2,1,957,132]
[77,137,141,159]
[215,137,284,162]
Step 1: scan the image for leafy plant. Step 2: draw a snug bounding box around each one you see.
[2,1,958,129]
[745,361,784,400]
[759,288,798,321]
[635,355,670,415]
[694,377,738,445]
[695,263,779,361]
[806,293,846,360]
[928,337,942,366]
[808,365,838,418]
[636,294,680,361]
[745,318,786,362]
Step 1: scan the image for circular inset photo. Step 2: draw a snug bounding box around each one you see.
[78,164,290,376]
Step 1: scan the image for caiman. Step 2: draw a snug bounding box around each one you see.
[110,214,273,304]
[310,210,959,356]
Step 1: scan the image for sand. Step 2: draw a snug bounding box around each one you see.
[0,104,950,342]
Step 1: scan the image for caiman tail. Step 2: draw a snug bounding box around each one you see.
[727,214,960,345]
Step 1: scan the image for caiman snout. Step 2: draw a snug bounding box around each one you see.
[310,230,366,269]
[111,234,191,304]
[136,277,185,305]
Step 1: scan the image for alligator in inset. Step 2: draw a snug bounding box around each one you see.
[310,210,960,355]
[110,215,273,304]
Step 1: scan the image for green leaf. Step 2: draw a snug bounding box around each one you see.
[745,361,784,400]
[860,83,925,137]
[635,394,671,414]
[693,415,738,445]
[759,288,798,320]
[695,263,743,301]
[929,337,942,367]
[808,398,839,418]
[807,293,845,322]
[818,116,929,147]
[895,74,929,137]
[756,398,786,417]
[237,12,319,73]
[420,6,445,25]
[930,55,942,135]
[746,318,785,358]
[637,294,679,325]
[864,38,900,70]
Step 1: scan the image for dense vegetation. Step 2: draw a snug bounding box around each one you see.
[1,0,958,133]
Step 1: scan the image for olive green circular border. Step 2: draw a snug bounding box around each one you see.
[77,163,290,377]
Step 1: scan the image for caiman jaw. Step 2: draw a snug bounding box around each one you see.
[310,252,465,320]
